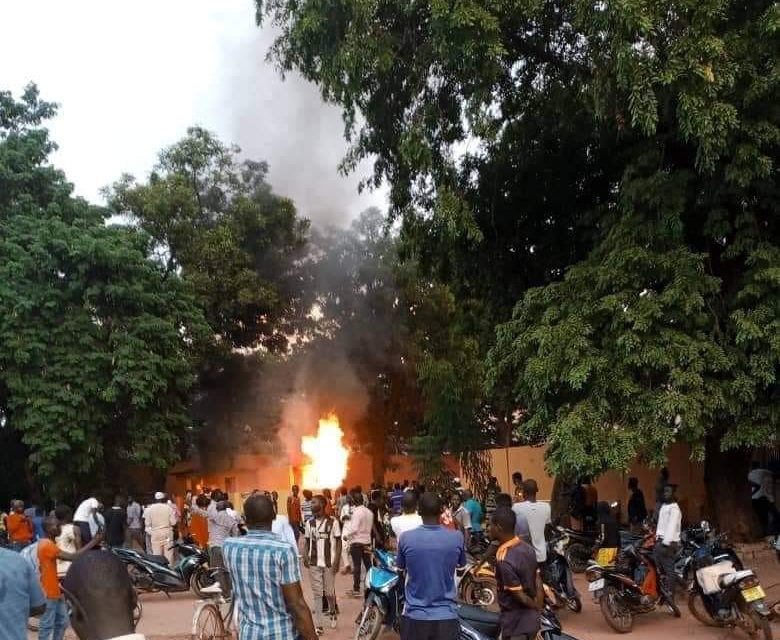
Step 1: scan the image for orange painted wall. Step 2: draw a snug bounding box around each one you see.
[168,443,705,522]
[476,443,705,523]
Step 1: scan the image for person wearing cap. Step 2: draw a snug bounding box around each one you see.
[143,492,177,564]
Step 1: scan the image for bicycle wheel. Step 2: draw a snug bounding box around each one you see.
[192,602,226,640]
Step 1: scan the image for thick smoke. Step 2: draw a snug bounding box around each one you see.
[218,25,382,228]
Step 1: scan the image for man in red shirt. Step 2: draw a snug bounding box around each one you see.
[7,500,34,551]
[38,516,101,640]
[287,485,302,542]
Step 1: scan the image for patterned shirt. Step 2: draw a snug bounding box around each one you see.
[223,531,301,640]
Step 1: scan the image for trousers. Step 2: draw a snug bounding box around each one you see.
[653,541,678,604]
[39,598,68,640]
[349,543,371,592]
[309,566,336,627]
[150,529,174,565]
[209,545,232,597]
[400,617,460,640]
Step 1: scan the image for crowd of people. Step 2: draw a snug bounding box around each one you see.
[1,461,774,640]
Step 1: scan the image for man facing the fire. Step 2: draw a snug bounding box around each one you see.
[304,495,342,634]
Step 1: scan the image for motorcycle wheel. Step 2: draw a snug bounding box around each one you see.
[687,592,719,627]
[566,543,592,574]
[738,605,773,640]
[600,585,633,633]
[566,595,583,613]
[190,567,217,598]
[128,564,155,591]
[353,601,383,640]
[462,577,500,613]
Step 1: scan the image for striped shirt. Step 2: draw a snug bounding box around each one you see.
[223,531,301,640]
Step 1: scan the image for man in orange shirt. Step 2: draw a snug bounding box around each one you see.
[7,500,34,551]
[38,516,101,640]
[287,485,302,543]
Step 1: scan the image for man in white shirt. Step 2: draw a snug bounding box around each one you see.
[273,513,299,553]
[73,497,100,545]
[143,492,177,565]
[654,484,682,606]
[390,492,423,540]
[346,492,374,597]
[511,480,551,563]
[303,495,341,633]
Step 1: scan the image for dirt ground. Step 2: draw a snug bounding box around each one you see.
[131,561,780,640]
[39,554,780,640]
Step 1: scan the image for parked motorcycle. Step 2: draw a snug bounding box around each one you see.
[687,549,772,640]
[545,532,582,613]
[112,540,214,597]
[354,549,581,640]
[459,602,581,640]
[585,534,680,632]
[456,560,499,612]
[675,521,742,589]
[556,526,598,574]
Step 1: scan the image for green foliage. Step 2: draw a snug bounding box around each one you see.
[106,128,310,354]
[0,86,210,494]
[257,0,780,481]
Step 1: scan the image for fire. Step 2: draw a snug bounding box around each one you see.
[301,414,349,489]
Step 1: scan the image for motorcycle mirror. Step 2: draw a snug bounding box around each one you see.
[700,520,711,532]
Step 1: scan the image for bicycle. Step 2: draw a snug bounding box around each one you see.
[191,574,234,640]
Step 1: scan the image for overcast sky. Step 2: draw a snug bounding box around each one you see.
[1,0,385,227]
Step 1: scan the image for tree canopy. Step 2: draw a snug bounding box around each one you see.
[0,86,210,497]
[257,0,779,520]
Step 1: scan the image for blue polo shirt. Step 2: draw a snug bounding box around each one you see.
[396,524,466,620]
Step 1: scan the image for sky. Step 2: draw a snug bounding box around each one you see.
[0,0,385,227]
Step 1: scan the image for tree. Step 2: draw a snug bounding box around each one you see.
[0,85,210,498]
[107,128,311,356]
[257,0,779,532]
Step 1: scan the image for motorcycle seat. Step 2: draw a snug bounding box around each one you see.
[141,553,170,566]
[719,570,755,588]
[458,603,501,636]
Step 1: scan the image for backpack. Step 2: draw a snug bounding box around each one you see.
[20,541,40,575]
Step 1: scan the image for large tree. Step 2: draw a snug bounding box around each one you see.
[107,128,311,357]
[0,86,210,499]
[257,0,779,532]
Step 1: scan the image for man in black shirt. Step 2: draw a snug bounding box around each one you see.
[104,495,127,549]
[627,477,647,533]
[489,508,540,640]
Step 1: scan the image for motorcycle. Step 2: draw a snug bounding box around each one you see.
[459,602,580,640]
[456,560,499,612]
[112,540,215,597]
[555,526,598,574]
[545,532,582,613]
[674,521,742,589]
[687,548,772,640]
[355,549,581,640]
[585,534,681,632]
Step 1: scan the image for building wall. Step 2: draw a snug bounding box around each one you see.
[483,442,706,523]
[167,442,705,522]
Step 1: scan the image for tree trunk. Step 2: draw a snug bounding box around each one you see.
[704,436,761,541]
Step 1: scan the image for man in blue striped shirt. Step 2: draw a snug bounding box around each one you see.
[224,495,317,640]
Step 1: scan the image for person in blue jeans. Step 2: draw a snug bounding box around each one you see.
[37,516,101,640]
[396,492,466,640]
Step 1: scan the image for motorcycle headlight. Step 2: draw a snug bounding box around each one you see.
[365,573,371,590]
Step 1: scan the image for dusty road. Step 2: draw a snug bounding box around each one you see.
[129,562,780,640]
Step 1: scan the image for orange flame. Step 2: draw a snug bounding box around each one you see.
[301,414,349,489]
